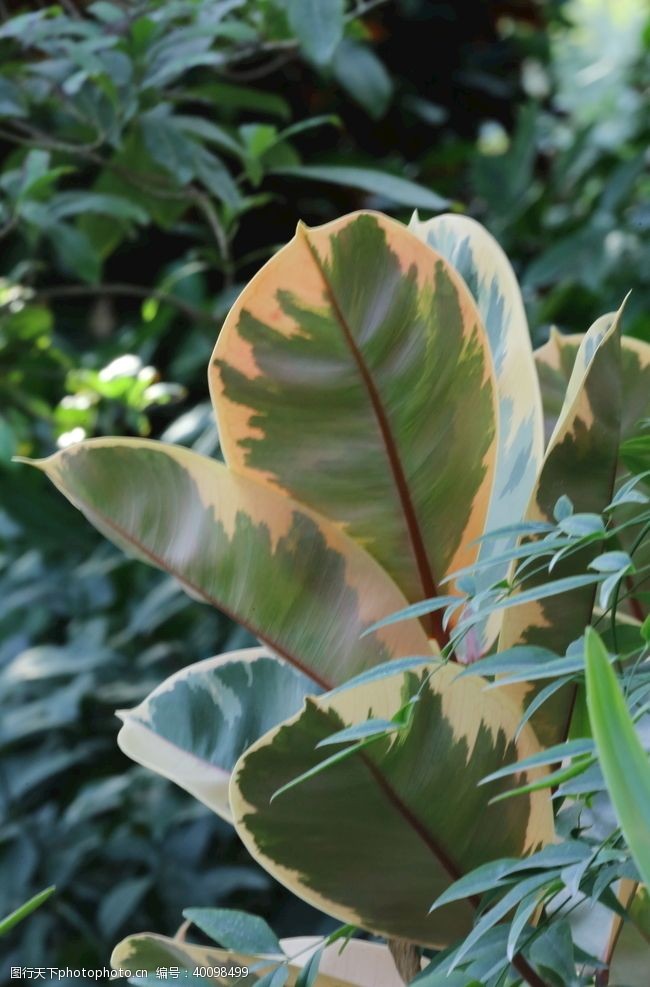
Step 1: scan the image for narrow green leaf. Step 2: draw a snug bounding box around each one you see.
[270,739,369,802]
[327,656,442,696]
[589,551,633,573]
[488,757,595,804]
[316,718,401,747]
[449,873,556,971]
[558,513,606,537]
[255,967,288,987]
[515,678,571,740]
[480,738,594,785]
[430,860,520,911]
[294,946,324,987]
[269,166,450,211]
[585,627,650,888]
[0,886,56,936]
[506,888,544,960]
[332,40,393,118]
[363,596,461,635]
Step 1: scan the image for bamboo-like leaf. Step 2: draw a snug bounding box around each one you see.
[282,937,409,987]
[116,648,316,823]
[0,886,55,936]
[499,306,625,745]
[23,439,432,691]
[409,213,544,656]
[585,627,650,889]
[210,211,497,646]
[230,663,554,947]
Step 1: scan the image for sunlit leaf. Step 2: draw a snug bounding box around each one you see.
[211,211,496,647]
[23,438,432,691]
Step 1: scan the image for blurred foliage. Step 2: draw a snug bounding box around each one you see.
[0,0,648,980]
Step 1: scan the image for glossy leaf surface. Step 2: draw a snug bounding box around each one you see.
[117,648,316,823]
[231,663,553,947]
[211,211,497,645]
[26,439,431,690]
[499,308,624,744]
[410,212,544,655]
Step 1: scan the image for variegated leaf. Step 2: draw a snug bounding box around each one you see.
[117,648,316,823]
[499,307,624,744]
[609,916,650,987]
[536,325,650,622]
[111,934,261,985]
[230,663,554,947]
[111,933,403,987]
[25,439,432,690]
[210,211,498,647]
[410,212,544,656]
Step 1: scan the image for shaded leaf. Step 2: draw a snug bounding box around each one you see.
[184,908,283,957]
[117,648,316,823]
[230,663,553,947]
[585,628,650,888]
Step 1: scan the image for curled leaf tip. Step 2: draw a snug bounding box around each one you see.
[12,454,46,469]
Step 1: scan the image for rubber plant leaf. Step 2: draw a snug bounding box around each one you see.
[116,648,317,823]
[499,306,624,746]
[210,210,498,648]
[536,325,650,622]
[409,212,544,657]
[230,662,554,948]
[22,439,432,692]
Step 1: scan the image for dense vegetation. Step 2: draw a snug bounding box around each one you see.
[1,1,648,983]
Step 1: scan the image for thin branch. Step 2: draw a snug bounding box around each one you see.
[35,283,218,326]
[223,51,295,82]
[512,954,551,987]
[191,191,233,287]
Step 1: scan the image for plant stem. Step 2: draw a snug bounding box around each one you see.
[35,283,217,326]
[387,939,421,984]
[512,953,550,987]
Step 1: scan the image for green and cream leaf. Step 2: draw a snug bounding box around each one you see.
[117,648,316,823]
[211,211,498,646]
[24,438,432,691]
[230,662,554,947]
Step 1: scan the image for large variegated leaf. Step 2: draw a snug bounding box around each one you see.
[112,934,262,985]
[111,933,404,986]
[210,211,498,646]
[117,648,316,823]
[536,326,650,622]
[25,439,432,690]
[230,662,554,947]
[409,213,544,655]
[499,308,624,744]
[535,323,650,447]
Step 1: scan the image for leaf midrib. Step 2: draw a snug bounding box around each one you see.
[320,705,478,912]
[53,476,333,693]
[300,226,450,649]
